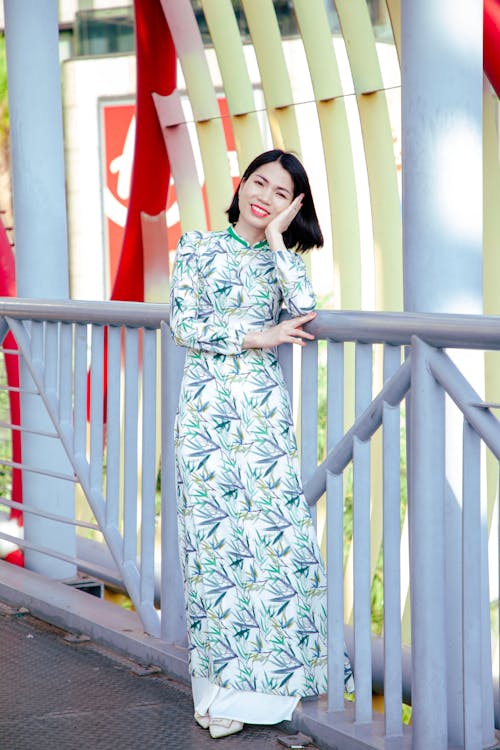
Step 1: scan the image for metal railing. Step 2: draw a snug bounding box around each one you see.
[1,298,500,750]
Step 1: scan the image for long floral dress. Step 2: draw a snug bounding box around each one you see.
[170,226,353,699]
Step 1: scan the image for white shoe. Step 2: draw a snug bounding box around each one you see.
[209,717,244,739]
[194,711,210,729]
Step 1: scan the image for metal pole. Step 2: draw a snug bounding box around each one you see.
[401,0,488,744]
[409,337,447,749]
[4,0,75,578]
[402,0,483,317]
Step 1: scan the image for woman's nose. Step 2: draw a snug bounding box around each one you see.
[259,188,272,204]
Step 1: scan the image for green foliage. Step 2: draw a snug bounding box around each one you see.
[402,703,413,725]
[317,340,328,464]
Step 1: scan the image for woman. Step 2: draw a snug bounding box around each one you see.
[170,149,353,739]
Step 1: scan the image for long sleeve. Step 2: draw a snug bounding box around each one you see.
[170,232,247,355]
[273,249,316,316]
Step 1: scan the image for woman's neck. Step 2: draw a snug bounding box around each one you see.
[233,220,265,247]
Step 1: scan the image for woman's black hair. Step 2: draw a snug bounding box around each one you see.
[226,149,324,253]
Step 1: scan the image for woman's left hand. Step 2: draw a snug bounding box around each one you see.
[265,194,304,247]
[242,311,316,350]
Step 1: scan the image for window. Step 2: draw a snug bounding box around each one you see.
[73,7,135,57]
[190,0,392,45]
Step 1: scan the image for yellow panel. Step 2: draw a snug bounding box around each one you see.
[240,0,301,154]
[267,107,301,155]
[483,90,500,318]
[178,52,220,122]
[317,101,362,308]
[231,113,265,176]
[334,0,384,93]
[358,93,402,312]
[335,0,402,311]
[160,1,218,121]
[241,0,293,108]
[293,0,343,102]
[142,211,170,302]
[153,92,207,233]
[160,0,233,228]
[386,0,401,61]
[200,0,255,116]
[201,0,263,172]
[483,89,500,533]
[294,0,362,308]
[484,87,500,675]
[197,120,235,229]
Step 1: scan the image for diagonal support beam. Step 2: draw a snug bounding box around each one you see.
[6,316,161,637]
[303,355,411,505]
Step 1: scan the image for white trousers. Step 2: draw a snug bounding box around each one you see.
[192,676,300,725]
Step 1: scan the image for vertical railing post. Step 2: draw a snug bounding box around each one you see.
[382,344,403,737]
[480,470,496,748]
[160,322,187,644]
[327,469,346,711]
[353,343,373,724]
[326,341,346,713]
[123,327,139,572]
[140,328,158,615]
[301,340,318,524]
[462,421,482,749]
[409,336,447,749]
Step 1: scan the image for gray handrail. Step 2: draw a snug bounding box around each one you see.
[2,298,500,349]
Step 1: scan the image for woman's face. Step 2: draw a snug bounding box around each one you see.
[235,160,294,241]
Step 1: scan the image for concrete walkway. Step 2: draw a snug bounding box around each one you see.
[0,599,318,750]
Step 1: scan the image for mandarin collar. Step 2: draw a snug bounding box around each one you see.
[228,225,268,249]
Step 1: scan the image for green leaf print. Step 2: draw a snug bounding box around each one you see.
[172,229,351,697]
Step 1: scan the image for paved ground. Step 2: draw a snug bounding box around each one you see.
[0,600,318,750]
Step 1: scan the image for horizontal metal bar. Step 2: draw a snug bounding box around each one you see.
[0,385,38,395]
[0,420,58,438]
[0,458,77,482]
[0,531,107,573]
[2,300,500,350]
[1,299,170,328]
[309,309,500,349]
[0,496,99,531]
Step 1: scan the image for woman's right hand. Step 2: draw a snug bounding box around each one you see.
[243,311,317,350]
[265,193,304,250]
